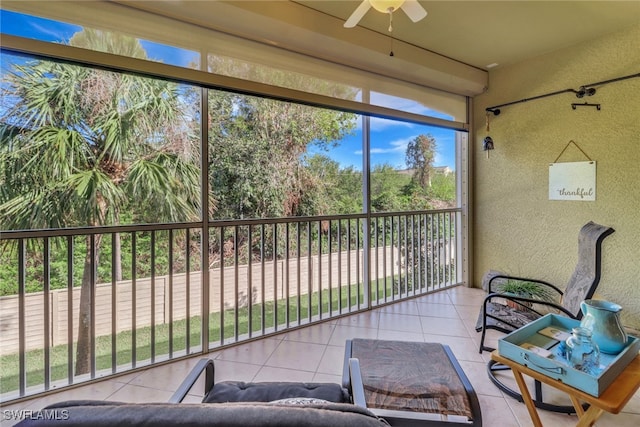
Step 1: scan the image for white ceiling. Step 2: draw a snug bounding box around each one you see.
[122,1,640,71]
[294,1,640,70]
[117,1,639,95]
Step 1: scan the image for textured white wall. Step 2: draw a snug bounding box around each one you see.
[472,24,640,329]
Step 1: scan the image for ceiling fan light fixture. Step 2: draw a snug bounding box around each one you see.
[369,0,405,14]
[344,0,426,29]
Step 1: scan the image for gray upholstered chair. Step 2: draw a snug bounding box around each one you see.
[475,221,614,413]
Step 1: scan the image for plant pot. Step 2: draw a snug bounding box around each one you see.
[505,293,532,310]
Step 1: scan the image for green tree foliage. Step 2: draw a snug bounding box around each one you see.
[204,70,357,264]
[0,30,200,374]
[429,172,456,206]
[405,134,436,188]
[205,55,357,220]
[207,94,356,220]
[303,154,362,215]
[0,32,200,230]
[371,164,411,212]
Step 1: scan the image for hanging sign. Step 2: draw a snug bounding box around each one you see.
[549,161,596,201]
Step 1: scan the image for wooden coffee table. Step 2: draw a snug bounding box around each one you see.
[491,351,640,427]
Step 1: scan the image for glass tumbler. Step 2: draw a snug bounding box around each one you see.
[565,327,600,374]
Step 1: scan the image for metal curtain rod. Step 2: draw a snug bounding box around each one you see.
[485,72,640,115]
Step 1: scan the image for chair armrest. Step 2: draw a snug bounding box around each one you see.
[168,358,215,403]
[342,340,353,390]
[488,274,564,297]
[347,358,368,409]
[343,339,368,408]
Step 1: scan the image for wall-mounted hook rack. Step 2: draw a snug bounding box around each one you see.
[572,102,601,111]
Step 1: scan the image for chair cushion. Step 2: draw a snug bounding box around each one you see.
[204,381,350,404]
[475,301,541,332]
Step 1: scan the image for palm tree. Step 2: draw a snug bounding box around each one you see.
[0,30,201,374]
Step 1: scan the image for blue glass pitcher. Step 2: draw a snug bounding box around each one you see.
[580,299,627,354]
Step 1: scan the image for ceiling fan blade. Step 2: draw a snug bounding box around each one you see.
[401,0,427,23]
[344,0,371,28]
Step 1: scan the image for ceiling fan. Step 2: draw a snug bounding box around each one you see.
[344,0,427,31]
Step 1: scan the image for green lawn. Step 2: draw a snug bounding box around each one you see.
[1,278,401,394]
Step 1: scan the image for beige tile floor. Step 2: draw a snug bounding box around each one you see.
[2,286,639,426]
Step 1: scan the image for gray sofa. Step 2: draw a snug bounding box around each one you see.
[15,357,390,426]
[15,399,390,426]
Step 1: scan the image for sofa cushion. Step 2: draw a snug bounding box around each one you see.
[204,381,350,403]
[15,401,390,427]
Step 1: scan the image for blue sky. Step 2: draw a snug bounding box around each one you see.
[310,117,456,171]
[0,10,200,67]
[1,10,457,170]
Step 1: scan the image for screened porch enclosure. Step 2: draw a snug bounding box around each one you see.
[0,4,470,403]
[0,210,462,401]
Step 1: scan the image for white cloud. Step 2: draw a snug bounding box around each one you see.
[369,116,413,132]
[355,135,414,156]
[434,151,444,164]
[30,23,72,42]
[369,92,441,116]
